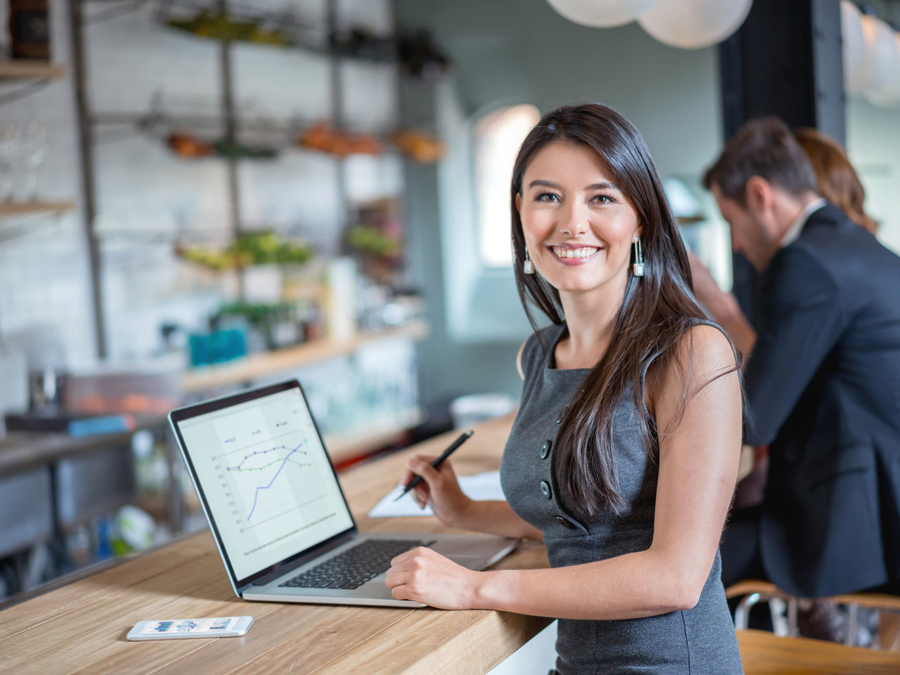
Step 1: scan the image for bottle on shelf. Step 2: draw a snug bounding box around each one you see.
[8,0,51,61]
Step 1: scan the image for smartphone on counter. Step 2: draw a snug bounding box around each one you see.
[127,616,253,640]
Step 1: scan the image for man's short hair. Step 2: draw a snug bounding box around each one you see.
[703,117,820,206]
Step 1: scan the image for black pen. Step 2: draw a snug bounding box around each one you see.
[393,430,474,501]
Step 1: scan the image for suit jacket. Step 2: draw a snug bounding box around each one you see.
[744,202,900,597]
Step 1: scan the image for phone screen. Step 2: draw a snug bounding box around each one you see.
[138,617,242,636]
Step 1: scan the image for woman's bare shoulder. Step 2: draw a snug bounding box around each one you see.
[645,322,739,417]
[680,323,737,371]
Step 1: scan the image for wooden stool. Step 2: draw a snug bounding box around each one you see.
[726,580,900,648]
[738,629,900,674]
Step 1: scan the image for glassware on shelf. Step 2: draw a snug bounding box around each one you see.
[20,120,48,201]
[298,337,420,439]
[0,123,22,202]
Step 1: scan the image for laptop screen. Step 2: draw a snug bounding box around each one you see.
[171,382,355,585]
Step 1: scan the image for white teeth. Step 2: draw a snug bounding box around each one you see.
[553,246,597,259]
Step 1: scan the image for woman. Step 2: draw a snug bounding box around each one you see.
[385,104,743,673]
[793,126,878,234]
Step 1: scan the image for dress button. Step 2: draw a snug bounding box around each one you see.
[555,516,577,530]
[540,440,552,459]
[540,480,552,499]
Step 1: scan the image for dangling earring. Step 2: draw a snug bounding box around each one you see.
[523,246,534,275]
[632,237,644,277]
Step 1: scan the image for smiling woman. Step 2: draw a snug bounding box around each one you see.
[386,104,744,674]
[515,142,641,298]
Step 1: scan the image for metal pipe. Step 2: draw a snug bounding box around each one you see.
[218,0,243,297]
[846,603,859,646]
[327,0,348,235]
[67,0,108,358]
[787,598,799,637]
[734,592,761,630]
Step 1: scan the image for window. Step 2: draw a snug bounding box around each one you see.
[432,85,538,342]
[473,104,541,268]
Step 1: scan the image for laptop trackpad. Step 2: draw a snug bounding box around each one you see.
[432,538,512,569]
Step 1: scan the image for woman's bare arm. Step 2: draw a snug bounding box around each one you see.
[392,337,542,542]
[387,325,741,617]
[402,455,543,541]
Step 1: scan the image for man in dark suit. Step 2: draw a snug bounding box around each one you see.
[695,117,900,600]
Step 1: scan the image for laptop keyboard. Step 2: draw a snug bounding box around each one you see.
[279,538,433,590]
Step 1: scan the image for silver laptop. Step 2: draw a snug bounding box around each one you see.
[168,379,517,608]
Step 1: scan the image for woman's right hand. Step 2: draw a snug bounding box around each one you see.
[402,455,472,528]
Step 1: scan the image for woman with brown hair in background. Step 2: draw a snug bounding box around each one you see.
[793,126,878,234]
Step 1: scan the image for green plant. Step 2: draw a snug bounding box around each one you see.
[178,231,313,270]
[346,225,402,258]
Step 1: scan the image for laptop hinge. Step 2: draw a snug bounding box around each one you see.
[249,531,358,587]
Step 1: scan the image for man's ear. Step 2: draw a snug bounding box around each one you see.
[745,176,773,215]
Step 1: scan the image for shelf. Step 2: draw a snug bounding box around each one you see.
[0,61,66,80]
[180,319,430,394]
[0,200,75,217]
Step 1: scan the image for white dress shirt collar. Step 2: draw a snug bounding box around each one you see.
[781,198,827,248]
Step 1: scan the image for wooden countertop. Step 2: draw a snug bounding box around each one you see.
[6,411,893,673]
[0,414,553,674]
[738,630,900,674]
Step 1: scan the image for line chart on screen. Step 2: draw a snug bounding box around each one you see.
[212,432,328,532]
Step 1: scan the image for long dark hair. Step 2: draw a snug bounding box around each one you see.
[511,103,717,519]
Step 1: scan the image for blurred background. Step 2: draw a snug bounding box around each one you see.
[0,0,898,606]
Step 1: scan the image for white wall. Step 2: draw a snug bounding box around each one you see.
[0,0,95,366]
[846,97,900,255]
[0,0,402,367]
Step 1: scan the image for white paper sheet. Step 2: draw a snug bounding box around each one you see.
[367,471,505,518]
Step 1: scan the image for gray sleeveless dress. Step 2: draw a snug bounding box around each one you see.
[500,323,743,674]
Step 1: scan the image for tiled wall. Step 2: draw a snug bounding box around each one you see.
[0,0,402,367]
[0,0,93,365]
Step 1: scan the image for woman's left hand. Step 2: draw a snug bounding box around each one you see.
[384,547,482,609]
